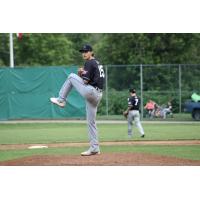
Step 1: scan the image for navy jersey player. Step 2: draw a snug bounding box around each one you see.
[125,89,145,138]
[50,44,105,156]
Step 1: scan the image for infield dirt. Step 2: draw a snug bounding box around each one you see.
[1,152,200,166]
[0,140,200,166]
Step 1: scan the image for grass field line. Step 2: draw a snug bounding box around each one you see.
[0,140,200,150]
[0,120,199,124]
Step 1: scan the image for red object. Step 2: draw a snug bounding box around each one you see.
[144,101,155,110]
[16,33,23,40]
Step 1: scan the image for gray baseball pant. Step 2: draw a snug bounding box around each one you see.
[58,73,102,151]
[127,110,144,136]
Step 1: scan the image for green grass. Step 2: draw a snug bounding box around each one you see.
[0,145,200,162]
[103,145,200,161]
[0,122,200,162]
[0,123,200,144]
[0,147,85,162]
[0,123,87,144]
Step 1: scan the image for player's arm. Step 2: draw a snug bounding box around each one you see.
[123,98,132,118]
[127,99,134,111]
[78,70,90,84]
[123,106,131,119]
[83,79,89,84]
[82,75,90,84]
[81,62,93,84]
[125,105,132,113]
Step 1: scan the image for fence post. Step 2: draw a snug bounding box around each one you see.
[105,65,108,116]
[9,33,14,68]
[140,64,143,119]
[179,64,182,113]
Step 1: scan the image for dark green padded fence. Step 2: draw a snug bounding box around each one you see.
[0,67,85,120]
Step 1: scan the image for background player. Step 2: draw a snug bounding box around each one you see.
[50,44,105,156]
[123,88,145,138]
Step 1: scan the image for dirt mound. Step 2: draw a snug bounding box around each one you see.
[1,152,200,166]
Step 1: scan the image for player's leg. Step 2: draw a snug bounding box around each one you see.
[81,89,102,156]
[50,73,81,106]
[127,112,133,137]
[163,108,171,119]
[50,73,95,107]
[59,73,90,100]
[81,101,100,156]
[60,73,103,102]
[134,111,145,137]
[87,102,99,151]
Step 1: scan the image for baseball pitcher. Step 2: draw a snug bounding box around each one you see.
[50,44,105,156]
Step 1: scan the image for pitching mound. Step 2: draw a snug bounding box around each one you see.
[1,152,200,166]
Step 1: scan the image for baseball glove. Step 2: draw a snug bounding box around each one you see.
[77,67,84,77]
[123,110,129,119]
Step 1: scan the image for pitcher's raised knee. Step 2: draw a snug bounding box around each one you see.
[68,73,78,79]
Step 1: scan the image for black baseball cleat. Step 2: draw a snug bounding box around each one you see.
[141,134,145,138]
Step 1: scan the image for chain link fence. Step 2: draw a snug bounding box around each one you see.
[98,64,200,118]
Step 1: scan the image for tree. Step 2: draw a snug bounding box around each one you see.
[0,34,10,66]
[95,33,200,90]
[14,33,74,66]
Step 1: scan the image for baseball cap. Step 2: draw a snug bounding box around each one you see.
[129,88,136,93]
[79,44,93,53]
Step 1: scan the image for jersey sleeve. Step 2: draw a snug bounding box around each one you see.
[128,98,132,107]
[82,61,94,82]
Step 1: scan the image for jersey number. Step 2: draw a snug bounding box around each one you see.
[135,98,139,106]
[98,65,105,78]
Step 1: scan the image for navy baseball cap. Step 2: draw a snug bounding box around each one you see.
[79,44,93,53]
[129,88,136,93]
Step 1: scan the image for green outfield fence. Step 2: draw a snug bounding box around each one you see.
[0,64,200,120]
[103,64,200,117]
[0,66,85,120]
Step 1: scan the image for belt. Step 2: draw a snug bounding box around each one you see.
[94,87,103,93]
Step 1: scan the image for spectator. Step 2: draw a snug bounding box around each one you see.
[162,101,173,119]
[144,100,156,118]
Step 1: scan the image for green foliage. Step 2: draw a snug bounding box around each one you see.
[95,33,200,92]
[98,89,194,115]
[1,33,200,66]
[98,88,128,115]
[0,34,9,66]
[0,33,106,67]
[96,33,200,64]
[14,34,75,66]
[1,33,200,114]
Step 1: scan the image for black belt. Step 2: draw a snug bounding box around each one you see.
[94,86,102,93]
